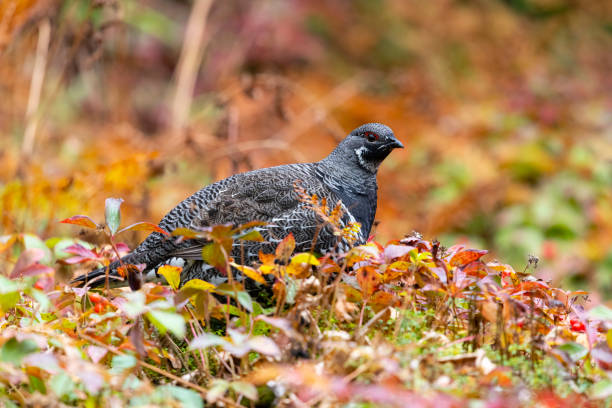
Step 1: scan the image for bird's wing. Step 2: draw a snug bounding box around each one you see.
[168,164,350,261]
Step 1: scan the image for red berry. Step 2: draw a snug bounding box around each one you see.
[570,318,585,332]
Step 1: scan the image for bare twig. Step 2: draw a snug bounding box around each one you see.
[22,18,51,157]
[357,306,390,339]
[171,0,214,135]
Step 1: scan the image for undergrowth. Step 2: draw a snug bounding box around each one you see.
[1,198,612,407]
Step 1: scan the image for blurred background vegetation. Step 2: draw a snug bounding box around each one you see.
[1,0,611,299]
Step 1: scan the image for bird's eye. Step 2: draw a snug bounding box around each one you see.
[364,131,379,142]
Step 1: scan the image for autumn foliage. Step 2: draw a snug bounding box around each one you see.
[2,0,612,406]
[2,197,612,406]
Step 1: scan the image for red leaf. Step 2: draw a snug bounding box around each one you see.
[462,261,487,277]
[450,249,488,267]
[117,222,169,236]
[10,248,54,278]
[60,215,99,229]
[64,244,99,259]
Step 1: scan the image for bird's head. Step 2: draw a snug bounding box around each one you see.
[338,123,403,173]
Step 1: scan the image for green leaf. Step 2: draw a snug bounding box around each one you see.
[105,198,124,235]
[202,242,226,269]
[159,385,203,408]
[558,342,588,362]
[591,379,612,400]
[110,354,137,374]
[120,291,146,318]
[236,291,253,313]
[589,305,612,321]
[146,310,186,338]
[28,374,46,394]
[235,229,264,242]
[206,379,230,404]
[123,2,179,47]
[213,284,253,312]
[0,338,39,365]
[29,289,51,312]
[230,381,258,401]
[50,372,75,399]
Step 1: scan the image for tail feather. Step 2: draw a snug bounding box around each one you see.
[71,260,126,288]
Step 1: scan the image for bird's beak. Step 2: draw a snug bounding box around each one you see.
[387,137,404,149]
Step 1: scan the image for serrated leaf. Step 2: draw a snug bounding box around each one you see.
[158,265,182,290]
[117,222,169,236]
[60,215,99,229]
[230,262,267,284]
[105,198,124,235]
[146,310,185,338]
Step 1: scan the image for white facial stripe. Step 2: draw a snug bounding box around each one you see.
[355,146,378,173]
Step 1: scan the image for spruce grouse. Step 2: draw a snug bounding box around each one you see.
[72,123,403,289]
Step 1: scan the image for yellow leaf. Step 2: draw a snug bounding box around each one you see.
[158,265,182,290]
[286,252,319,277]
[231,262,267,285]
[291,253,320,266]
[259,265,276,275]
[181,279,216,292]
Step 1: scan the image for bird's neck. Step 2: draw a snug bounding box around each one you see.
[315,158,379,239]
[315,157,378,196]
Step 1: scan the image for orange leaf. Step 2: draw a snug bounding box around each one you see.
[450,249,488,267]
[60,215,99,229]
[118,222,169,236]
[369,291,396,307]
[230,262,267,284]
[275,233,296,264]
[356,266,382,298]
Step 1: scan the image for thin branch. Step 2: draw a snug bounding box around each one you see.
[171,0,214,135]
[22,18,51,157]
